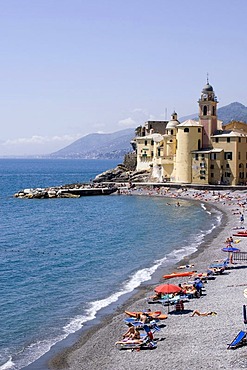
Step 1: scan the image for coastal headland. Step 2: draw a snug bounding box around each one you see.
[43,185,247,370]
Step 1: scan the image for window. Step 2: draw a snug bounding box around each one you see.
[200,170,206,175]
[227,137,230,143]
[224,152,232,160]
[198,139,201,150]
[200,176,205,180]
[151,151,153,157]
[226,164,230,168]
[211,173,214,178]
[200,162,205,168]
[151,140,154,146]
[203,106,207,115]
[198,128,201,133]
[238,152,241,160]
[144,140,147,146]
[195,154,199,161]
[225,172,231,177]
[215,138,219,143]
[212,106,215,116]
[184,128,189,133]
[201,154,205,159]
[210,164,214,169]
[157,148,161,156]
[210,153,217,160]
[171,130,173,135]
[239,137,241,143]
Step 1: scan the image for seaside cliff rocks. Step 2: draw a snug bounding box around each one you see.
[93,164,151,183]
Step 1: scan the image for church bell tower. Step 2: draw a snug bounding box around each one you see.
[198,77,218,148]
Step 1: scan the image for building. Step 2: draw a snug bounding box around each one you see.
[134,81,247,185]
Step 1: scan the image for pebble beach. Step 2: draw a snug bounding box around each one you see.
[49,187,247,370]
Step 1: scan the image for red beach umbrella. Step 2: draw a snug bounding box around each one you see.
[154,284,182,294]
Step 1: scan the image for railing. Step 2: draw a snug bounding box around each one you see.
[233,252,247,261]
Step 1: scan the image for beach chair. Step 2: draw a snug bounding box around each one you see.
[115,322,159,350]
[227,305,247,349]
[227,331,247,349]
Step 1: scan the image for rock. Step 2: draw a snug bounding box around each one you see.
[94,165,151,183]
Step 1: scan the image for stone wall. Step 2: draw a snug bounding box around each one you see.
[123,151,137,171]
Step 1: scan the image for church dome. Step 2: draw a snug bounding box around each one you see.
[166,111,179,129]
[202,82,213,93]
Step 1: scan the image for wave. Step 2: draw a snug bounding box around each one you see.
[64,256,168,334]
[0,357,14,370]
[201,202,211,214]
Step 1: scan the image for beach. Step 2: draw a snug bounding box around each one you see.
[49,187,247,370]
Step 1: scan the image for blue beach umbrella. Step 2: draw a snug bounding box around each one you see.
[222,247,240,253]
[222,246,240,263]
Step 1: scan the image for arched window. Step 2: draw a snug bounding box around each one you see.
[184,128,189,133]
[203,106,207,115]
[212,106,215,116]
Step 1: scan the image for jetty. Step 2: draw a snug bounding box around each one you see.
[14,184,118,199]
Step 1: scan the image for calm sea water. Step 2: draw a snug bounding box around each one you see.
[0,159,222,369]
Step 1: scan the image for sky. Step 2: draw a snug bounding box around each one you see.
[1,0,247,156]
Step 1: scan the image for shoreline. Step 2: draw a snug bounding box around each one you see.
[27,188,247,370]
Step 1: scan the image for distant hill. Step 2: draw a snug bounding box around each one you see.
[218,102,247,124]
[50,102,247,160]
[180,102,247,124]
[49,128,135,159]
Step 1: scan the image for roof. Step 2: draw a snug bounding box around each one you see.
[177,119,203,127]
[213,130,247,138]
[192,149,223,154]
[136,133,163,141]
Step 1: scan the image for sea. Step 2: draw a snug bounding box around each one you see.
[0,158,222,370]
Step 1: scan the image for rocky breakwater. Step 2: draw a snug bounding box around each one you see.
[14,183,118,199]
[93,164,151,183]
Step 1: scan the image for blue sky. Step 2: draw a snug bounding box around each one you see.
[0,0,247,155]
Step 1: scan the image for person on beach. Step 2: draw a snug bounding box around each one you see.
[115,325,142,345]
[122,324,140,340]
[240,214,244,224]
[136,312,150,323]
[190,310,217,317]
[175,299,184,312]
[122,323,135,338]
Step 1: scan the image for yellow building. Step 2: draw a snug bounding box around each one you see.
[135,81,247,185]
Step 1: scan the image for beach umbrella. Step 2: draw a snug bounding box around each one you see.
[222,247,240,253]
[222,246,240,263]
[154,284,182,294]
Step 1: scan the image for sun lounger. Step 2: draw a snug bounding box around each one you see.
[227,330,247,349]
[115,322,159,350]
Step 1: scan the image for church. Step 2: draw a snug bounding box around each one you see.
[134,81,247,186]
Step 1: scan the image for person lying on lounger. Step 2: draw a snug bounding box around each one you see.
[115,326,142,345]
[122,324,141,340]
[190,310,217,317]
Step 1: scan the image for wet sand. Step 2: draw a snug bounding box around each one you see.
[48,188,247,370]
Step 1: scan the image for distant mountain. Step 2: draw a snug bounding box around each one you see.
[50,102,247,160]
[49,128,135,159]
[180,102,247,124]
[218,102,247,124]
